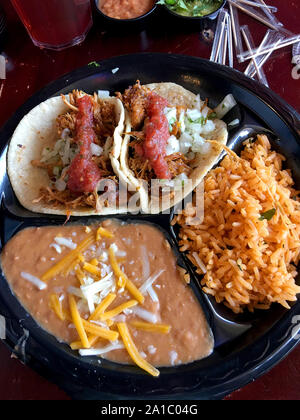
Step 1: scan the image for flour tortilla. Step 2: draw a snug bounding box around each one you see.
[7,94,139,216]
[120,82,228,213]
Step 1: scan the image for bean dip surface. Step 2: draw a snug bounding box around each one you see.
[1,220,213,375]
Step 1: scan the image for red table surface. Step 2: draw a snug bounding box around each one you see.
[0,0,299,401]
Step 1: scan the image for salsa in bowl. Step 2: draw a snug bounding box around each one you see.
[94,0,158,31]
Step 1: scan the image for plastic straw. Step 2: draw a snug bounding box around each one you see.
[227,14,234,67]
[244,30,272,75]
[247,37,283,78]
[221,25,228,65]
[240,25,269,86]
[229,2,244,59]
[236,0,277,13]
[210,9,228,63]
[238,33,300,61]
[244,30,281,77]
[255,0,283,27]
[227,0,280,31]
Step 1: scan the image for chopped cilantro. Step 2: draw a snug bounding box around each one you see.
[190,116,207,125]
[88,61,100,67]
[259,208,276,221]
[237,259,243,271]
[208,112,217,119]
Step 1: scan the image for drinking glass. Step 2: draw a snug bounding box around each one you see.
[10,0,93,51]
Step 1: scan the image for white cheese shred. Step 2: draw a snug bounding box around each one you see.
[139,270,165,295]
[79,342,124,356]
[50,243,62,254]
[20,272,47,290]
[54,237,77,250]
[130,307,158,324]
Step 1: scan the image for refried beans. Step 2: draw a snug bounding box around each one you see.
[99,0,155,20]
[0,220,214,376]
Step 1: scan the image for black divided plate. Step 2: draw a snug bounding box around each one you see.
[0,53,300,400]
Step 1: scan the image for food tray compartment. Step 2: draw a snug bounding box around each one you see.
[170,123,300,346]
[0,215,221,397]
[0,54,299,399]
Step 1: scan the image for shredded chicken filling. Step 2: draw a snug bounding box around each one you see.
[32,90,119,211]
[119,81,193,183]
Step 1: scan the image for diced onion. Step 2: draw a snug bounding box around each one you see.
[214,94,237,119]
[55,179,67,192]
[61,128,71,140]
[98,90,111,99]
[186,109,202,121]
[228,119,240,127]
[61,138,71,165]
[90,143,103,156]
[166,135,180,156]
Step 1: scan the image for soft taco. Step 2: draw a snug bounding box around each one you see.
[7,90,137,216]
[117,81,229,213]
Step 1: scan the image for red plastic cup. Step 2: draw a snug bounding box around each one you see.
[10,0,93,51]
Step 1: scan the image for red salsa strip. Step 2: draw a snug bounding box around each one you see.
[135,92,171,180]
[67,96,102,193]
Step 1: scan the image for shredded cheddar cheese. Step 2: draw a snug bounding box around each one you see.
[88,293,116,321]
[82,262,102,277]
[124,278,145,305]
[70,334,98,351]
[108,246,144,304]
[49,294,65,321]
[75,266,85,285]
[89,258,99,266]
[63,256,80,276]
[117,322,160,377]
[108,246,127,288]
[81,319,119,341]
[42,233,95,281]
[96,226,114,240]
[100,300,138,321]
[68,295,90,349]
[78,253,85,263]
[130,321,171,334]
